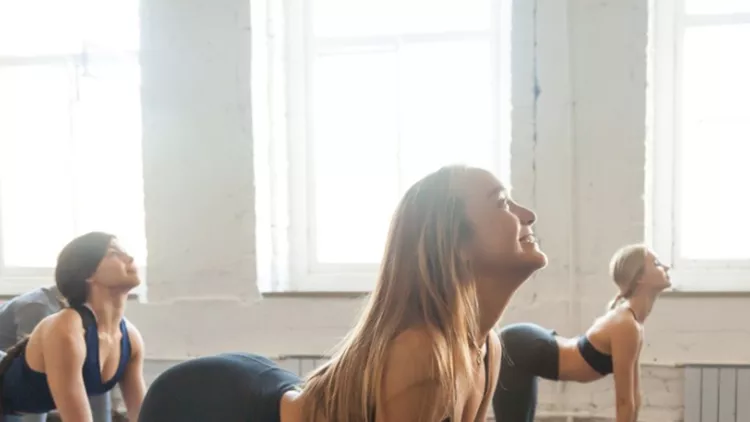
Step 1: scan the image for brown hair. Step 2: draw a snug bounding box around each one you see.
[608,244,649,310]
[0,337,30,413]
[299,165,482,422]
[0,231,114,413]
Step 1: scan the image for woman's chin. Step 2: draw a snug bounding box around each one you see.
[517,244,548,273]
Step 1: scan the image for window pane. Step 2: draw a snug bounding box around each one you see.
[0,0,138,56]
[685,0,750,15]
[682,26,750,119]
[313,0,491,37]
[312,51,400,264]
[678,25,750,260]
[311,39,499,265]
[0,65,77,267]
[71,59,146,265]
[0,0,84,55]
[80,0,140,51]
[678,121,750,260]
[399,40,495,187]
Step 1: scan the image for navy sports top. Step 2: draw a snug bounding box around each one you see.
[576,308,638,376]
[1,306,131,414]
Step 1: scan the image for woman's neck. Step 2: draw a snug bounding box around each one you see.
[475,278,520,340]
[625,292,657,323]
[86,290,128,334]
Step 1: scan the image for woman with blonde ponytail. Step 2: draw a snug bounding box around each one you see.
[138,165,549,422]
[493,244,671,422]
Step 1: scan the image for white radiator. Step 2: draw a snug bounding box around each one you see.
[684,365,750,422]
[276,354,327,378]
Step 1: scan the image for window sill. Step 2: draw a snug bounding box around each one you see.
[660,266,750,295]
[261,284,750,299]
[0,271,147,302]
[660,287,750,298]
[264,287,750,299]
[0,291,142,302]
[261,290,370,299]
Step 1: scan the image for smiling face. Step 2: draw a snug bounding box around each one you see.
[459,168,548,280]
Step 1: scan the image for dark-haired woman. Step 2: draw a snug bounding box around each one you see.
[0,232,146,422]
[0,284,113,422]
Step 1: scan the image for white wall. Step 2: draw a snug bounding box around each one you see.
[127,0,750,420]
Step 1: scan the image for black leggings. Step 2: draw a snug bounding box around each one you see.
[492,323,559,422]
[138,353,302,422]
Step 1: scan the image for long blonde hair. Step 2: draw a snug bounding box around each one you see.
[300,165,482,422]
[608,244,649,310]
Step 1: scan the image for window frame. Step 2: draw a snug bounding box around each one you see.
[0,50,146,297]
[252,0,513,293]
[649,0,750,292]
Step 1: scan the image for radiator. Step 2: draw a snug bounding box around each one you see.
[684,365,750,422]
[276,354,328,378]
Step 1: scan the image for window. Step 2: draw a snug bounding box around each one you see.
[0,0,146,295]
[253,0,513,292]
[649,0,750,291]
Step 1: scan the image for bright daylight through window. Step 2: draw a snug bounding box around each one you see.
[253,0,513,292]
[650,0,750,291]
[0,0,146,294]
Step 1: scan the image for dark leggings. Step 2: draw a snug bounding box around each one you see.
[492,323,559,422]
[138,353,301,422]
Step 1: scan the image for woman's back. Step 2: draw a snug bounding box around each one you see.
[582,307,642,357]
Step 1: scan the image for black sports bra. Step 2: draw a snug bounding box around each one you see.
[371,336,492,421]
[576,335,612,375]
[577,307,638,376]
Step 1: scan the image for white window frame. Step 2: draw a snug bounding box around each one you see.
[252,0,513,293]
[649,0,750,292]
[0,50,146,297]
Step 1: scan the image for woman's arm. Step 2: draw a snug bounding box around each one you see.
[633,358,642,420]
[610,320,641,422]
[43,312,94,422]
[118,321,147,421]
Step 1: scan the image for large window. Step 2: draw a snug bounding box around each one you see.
[253,0,513,292]
[0,0,145,295]
[650,0,750,291]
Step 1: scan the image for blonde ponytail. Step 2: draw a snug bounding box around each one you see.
[607,293,623,310]
[608,244,648,311]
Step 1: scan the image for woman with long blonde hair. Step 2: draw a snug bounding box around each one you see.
[138,165,548,422]
[492,244,671,422]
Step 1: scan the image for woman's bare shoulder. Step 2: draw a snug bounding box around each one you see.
[33,308,85,342]
[382,328,444,393]
[378,327,451,421]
